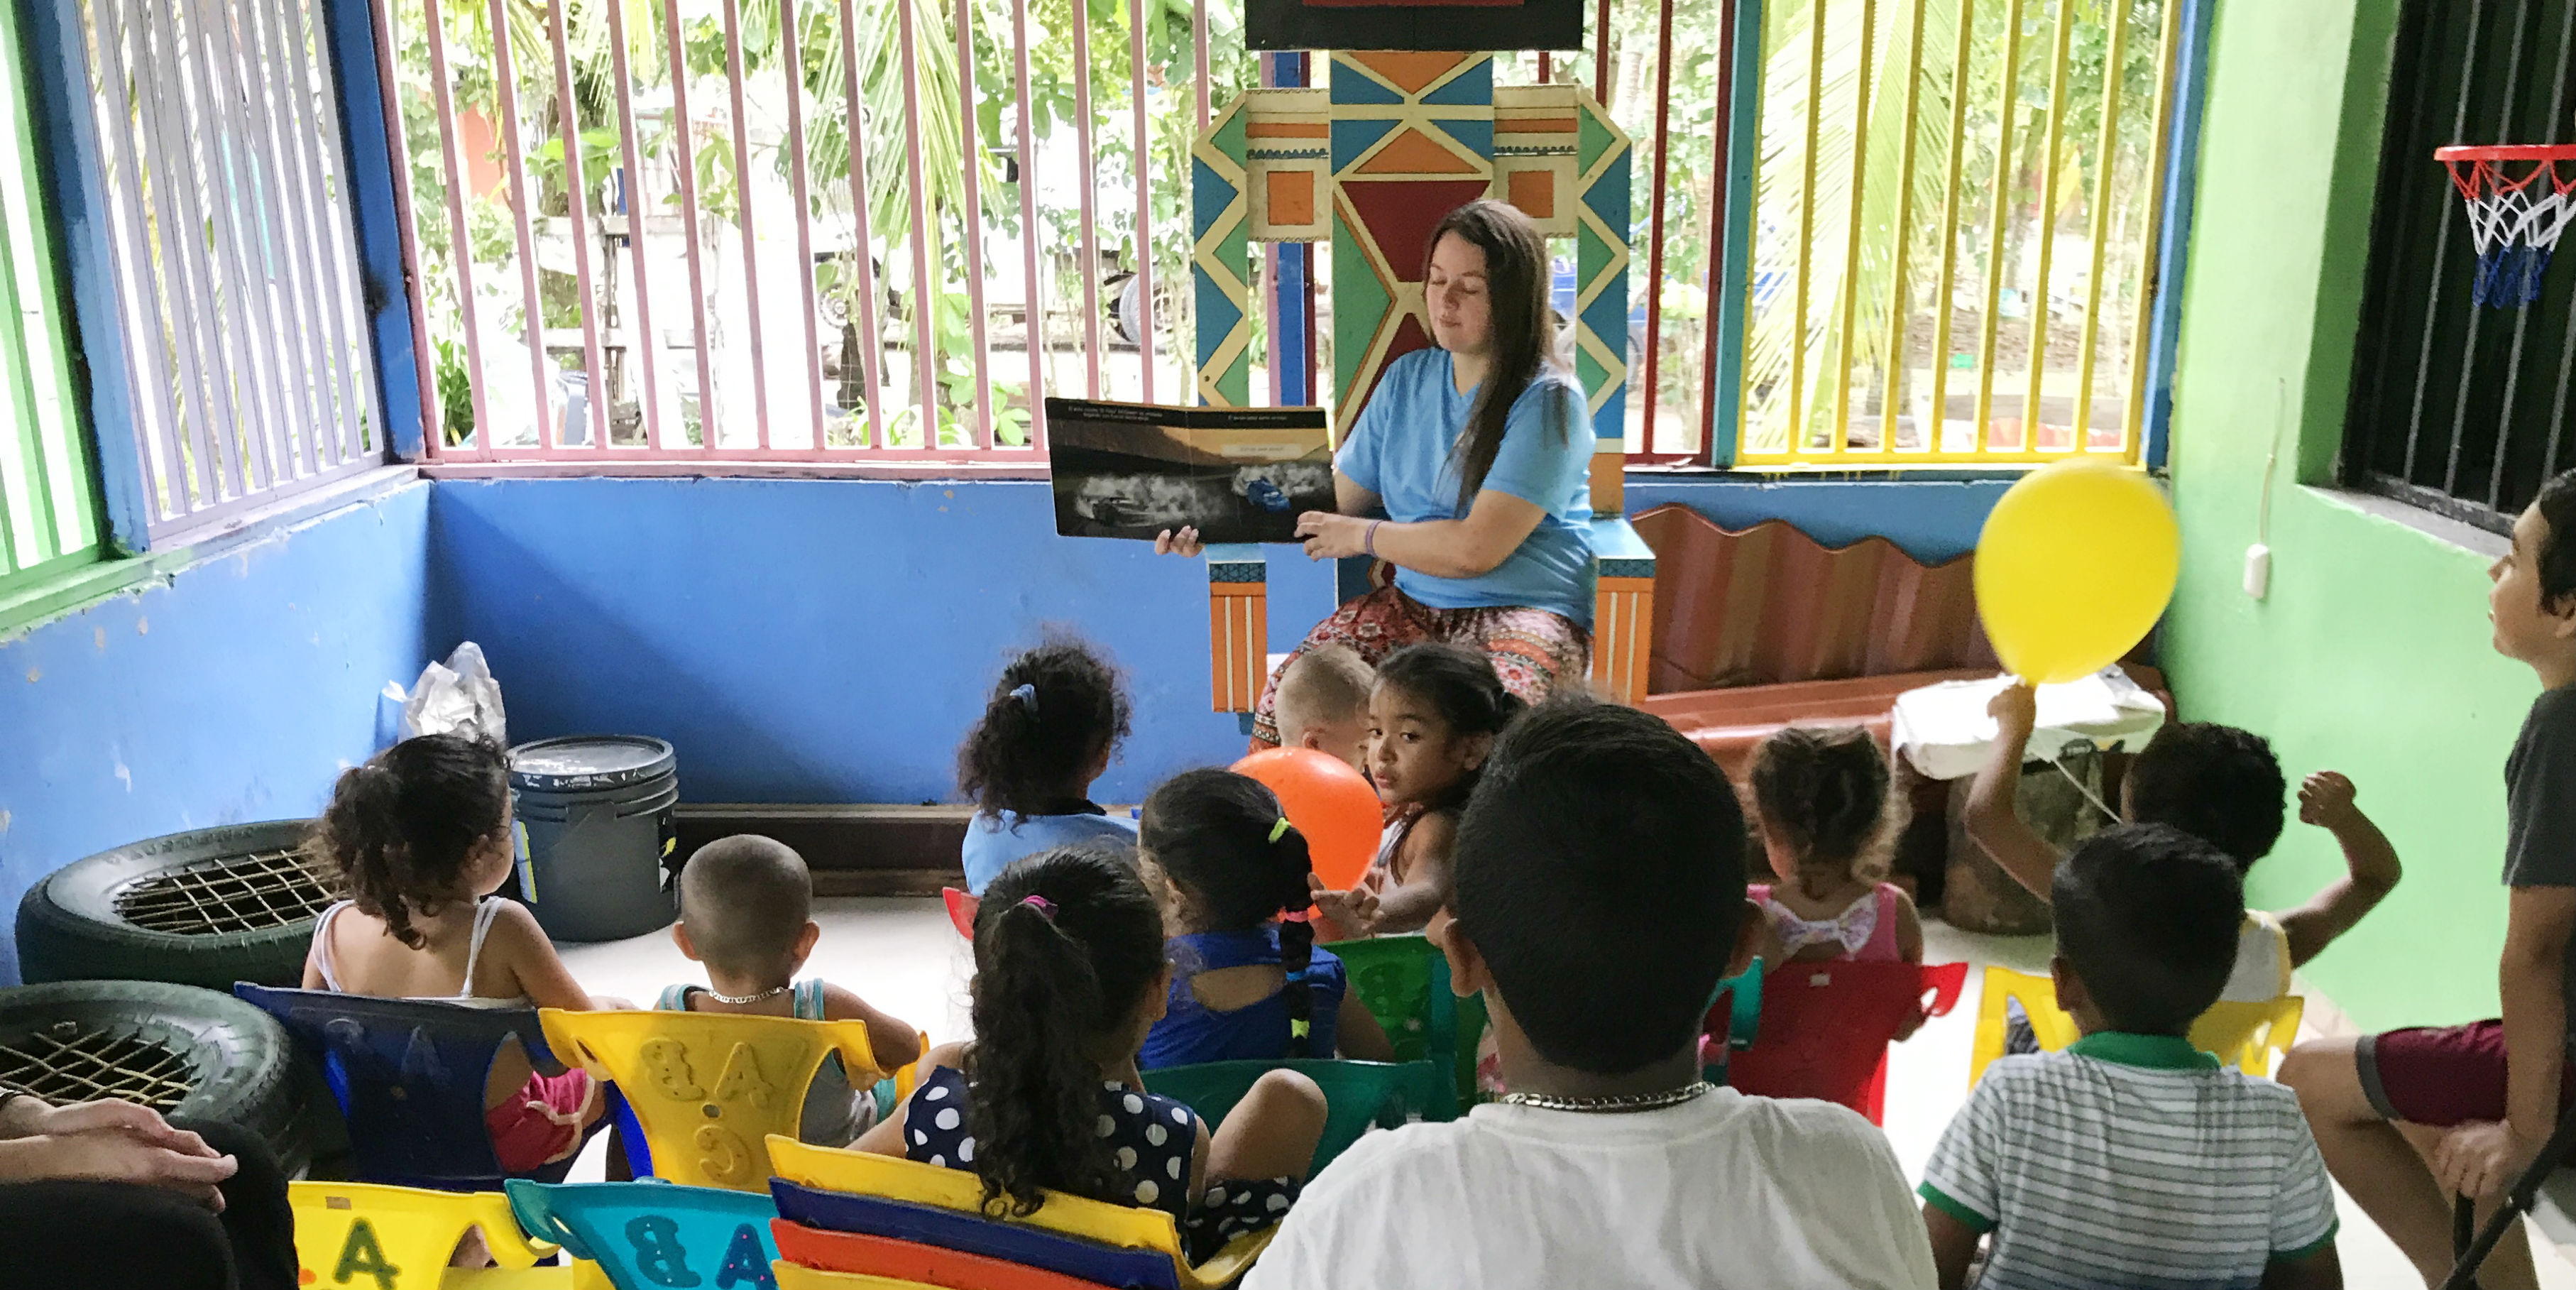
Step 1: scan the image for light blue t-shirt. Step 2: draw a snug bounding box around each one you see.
[1333,349,1596,625]
[959,807,1138,895]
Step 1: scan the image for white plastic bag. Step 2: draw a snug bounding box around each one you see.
[1890,667,2165,781]
[384,642,508,745]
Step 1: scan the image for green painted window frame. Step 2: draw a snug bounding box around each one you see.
[0,0,100,598]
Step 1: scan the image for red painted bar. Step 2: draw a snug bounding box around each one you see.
[894,0,938,447]
[779,0,828,447]
[1592,0,1611,102]
[953,0,994,447]
[1012,0,1047,446]
[601,0,667,450]
[544,0,611,452]
[836,0,890,449]
[720,0,773,449]
[661,0,720,454]
[1128,0,1153,403]
[486,0,556,450]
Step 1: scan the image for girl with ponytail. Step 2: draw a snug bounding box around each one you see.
[1745,726,1922,968]
[1136,771,1394,1070]
[955,637,1139,895]
[857,846,1324,1259]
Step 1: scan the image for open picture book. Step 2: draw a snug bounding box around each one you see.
[1045,398,1334,544]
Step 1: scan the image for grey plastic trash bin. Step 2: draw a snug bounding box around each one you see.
[508,735,680,943]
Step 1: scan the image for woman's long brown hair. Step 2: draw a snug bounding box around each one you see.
[1427,198,1568,513]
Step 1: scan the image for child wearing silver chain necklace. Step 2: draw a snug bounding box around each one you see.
[655,835,923,1146]
[1242,699,1936,1290]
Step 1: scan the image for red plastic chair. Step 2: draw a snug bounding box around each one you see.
[1723,960,1967,1124]
[943,888,980,941]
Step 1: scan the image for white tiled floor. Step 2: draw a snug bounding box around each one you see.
[559,898,2576,1289]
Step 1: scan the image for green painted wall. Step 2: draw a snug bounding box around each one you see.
[2161,0,2534,1029]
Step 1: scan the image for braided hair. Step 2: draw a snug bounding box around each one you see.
[312,733,513,949]
[965,846,1167,1216]
[958,638,1134,819]
[1140,769,1321,1057]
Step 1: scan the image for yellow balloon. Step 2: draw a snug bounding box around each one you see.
[1973,459,2180,685]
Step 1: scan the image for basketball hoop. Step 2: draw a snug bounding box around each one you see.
[2436,144,2576,308]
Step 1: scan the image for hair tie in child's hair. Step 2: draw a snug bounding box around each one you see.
[1017,894,1056,920]
[1009,683,1038,714]
[1269,816,1292,843]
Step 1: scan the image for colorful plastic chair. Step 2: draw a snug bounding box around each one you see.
[772,1223,1116,1290]
[1320,932,1493,1105]
[507,1179,780,1290]
[239,983,615,1190]
[767,1137,1270,1290]
[1697,956,1767,1079]
[1144,1056,1448,1171]
[941,889,979,941]
[1723,961,1968,1123]
[291,1180,569,1290]
[1966,966,2308,1087]
[539,1009,887,1191]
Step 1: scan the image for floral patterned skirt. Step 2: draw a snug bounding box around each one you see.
[1251,586,1591,746]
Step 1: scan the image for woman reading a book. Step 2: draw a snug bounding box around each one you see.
[1158,198,1595,748]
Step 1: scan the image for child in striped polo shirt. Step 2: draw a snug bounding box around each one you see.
[1920,824,2341,1290]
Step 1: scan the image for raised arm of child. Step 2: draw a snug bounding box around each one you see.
[2437,887,2576,1199]
[1963,681,2064,900]
[2274,772,2403,968]
[820,983,925,1073]
[486,902,627,1011]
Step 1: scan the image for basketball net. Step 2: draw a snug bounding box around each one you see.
[2438,145,2576,309]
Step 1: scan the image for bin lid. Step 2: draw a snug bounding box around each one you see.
[508,735,677,794]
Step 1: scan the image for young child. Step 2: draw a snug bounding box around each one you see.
[655,835,925,1146]
[1243,699,1935,1289]
[1969,688,2401,1003]
[1746,726,1924,966]
[1269,645,1374,774]
[1136,770,1393,1070]
[1317,643,1520,939]
[1920,824,2341,1290]
[957,638,1139,895]
[2281,471,2576,1290]
[302,733,618,1176]
[856,846,1326,1260]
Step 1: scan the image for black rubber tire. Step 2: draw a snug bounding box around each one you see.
[17,821,324,992]
[0,981,311,1174]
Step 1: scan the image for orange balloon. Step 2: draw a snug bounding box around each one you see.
[1231,748,1382,891]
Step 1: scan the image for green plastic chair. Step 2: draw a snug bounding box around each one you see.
[1324,934,1488,1108]
[1144,1058,1449,1174]
[1702,956,1766,1082]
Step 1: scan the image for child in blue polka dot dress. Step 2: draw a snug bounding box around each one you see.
[855,846,1327,1258]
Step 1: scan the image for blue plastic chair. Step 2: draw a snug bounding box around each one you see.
[506,1180,779,1290]
[1699,956,1766,1082]
[235,983,631,1191]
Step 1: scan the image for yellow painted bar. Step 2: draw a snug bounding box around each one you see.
[1880,0,1928,459]
[2072,0,2135,449]
[2120,0,2188,462]
[1831,0,1880,458]
[1787,0,1830,454]
[1924,0,1975,463]
[1970,0,2027,454]
[2020,0,2078,454]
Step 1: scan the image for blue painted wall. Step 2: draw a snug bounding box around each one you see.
[427,478,1261,807]
[0,483,434,983]
[426,474,2004,809]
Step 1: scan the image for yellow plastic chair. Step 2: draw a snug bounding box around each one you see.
[772,1267,943,1290]
[2189,995,2306,1078]
[766,1136,1273,1290]
[290,1180,589,1290]
[539,1008,887,1191]
[1967,966,2308,1087]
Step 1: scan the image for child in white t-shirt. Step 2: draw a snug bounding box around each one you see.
[1242,699,1936,1290]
